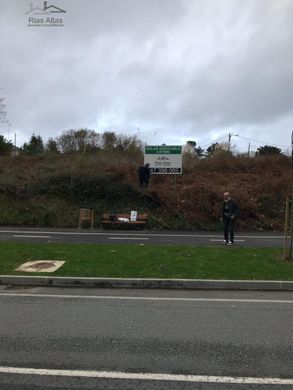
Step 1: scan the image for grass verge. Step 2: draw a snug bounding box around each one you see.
[0,242,292,280]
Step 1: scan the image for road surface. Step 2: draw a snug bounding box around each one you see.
[0,227,285,247]
[0,287,292,389]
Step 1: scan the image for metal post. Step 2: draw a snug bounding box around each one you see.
[288,133,293,259]
[289,190,293,261]
[284,197,289,259]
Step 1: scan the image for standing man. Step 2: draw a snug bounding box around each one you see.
[138,163,150,187]
[222,192,239,245]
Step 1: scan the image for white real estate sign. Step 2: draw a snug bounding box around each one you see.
[144,145,182,174]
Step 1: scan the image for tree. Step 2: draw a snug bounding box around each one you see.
[45,137,59,153]
[22,134,44,155]
[183,141,196,156]
[257,145,282,156]
[102,132,117,152]
[0,135,13,155]
[115,134,143,155]
[205,142,218,156]
[194,146,205,158]
[183,140,205,158]
[57,129,100,154]
[205,142,234,158]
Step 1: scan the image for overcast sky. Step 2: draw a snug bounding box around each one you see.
[0,0,292,153]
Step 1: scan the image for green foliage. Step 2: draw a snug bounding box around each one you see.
[102,131,143,156]
[33,174,155,211]
[22,134,44,155]
[0,195,78,227]
[115,134,143,156]
[45,137,59,153]
[205,143,233,158]
[0,135,13,155]
[102,131,117,151]
[257,145,282,155]
[55,129,143,157]
[205,142,218,156]
[194,146,205,157]
[57,129,100,154]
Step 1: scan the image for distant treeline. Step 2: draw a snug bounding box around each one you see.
[0,129,285,157]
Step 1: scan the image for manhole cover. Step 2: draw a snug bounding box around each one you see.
[15,260,65,273]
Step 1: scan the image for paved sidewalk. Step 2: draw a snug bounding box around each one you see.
[1,275,293,291]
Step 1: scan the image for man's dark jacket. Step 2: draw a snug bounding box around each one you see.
[222,198,239,219]
[138,165,150,181]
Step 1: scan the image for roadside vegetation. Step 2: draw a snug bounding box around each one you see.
[0,129,291,231]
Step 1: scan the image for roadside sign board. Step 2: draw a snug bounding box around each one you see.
[144,145,182,174]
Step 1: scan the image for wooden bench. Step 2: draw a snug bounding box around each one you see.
[101,213,148,229]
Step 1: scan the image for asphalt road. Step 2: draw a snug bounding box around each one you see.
[0,287,292,389]
[0,227,285,247]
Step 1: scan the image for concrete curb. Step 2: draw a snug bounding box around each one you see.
[1,275,293,291]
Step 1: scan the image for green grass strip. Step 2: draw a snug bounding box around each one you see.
[0,242,292,280]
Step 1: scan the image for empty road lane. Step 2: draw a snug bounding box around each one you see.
[0,227,285,247]
[0,288,292,389]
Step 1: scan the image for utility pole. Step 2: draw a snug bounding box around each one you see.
[247,142,251,157]
[228,133,231,151]
[228,132,238,152]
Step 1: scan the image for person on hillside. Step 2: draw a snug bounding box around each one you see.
[138,163,150,187]
[222,192,239,245]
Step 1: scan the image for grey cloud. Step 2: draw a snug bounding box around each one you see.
[0,0,292,150]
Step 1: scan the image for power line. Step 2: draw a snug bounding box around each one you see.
[235,135,288,149]
[189,132,288,150]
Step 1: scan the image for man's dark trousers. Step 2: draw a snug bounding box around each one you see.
[224,217,235,243]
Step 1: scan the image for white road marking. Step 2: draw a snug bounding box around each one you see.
[209,239,245,242]
[108,237,149,240]
[0,366,292,384]
[13,235,51,239]
[0,292,293,304]
[0,230,284,239]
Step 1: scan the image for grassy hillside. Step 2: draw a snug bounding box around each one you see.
[0,152,291,231]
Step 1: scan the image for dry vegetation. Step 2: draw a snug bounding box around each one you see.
[0,152,291,231]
